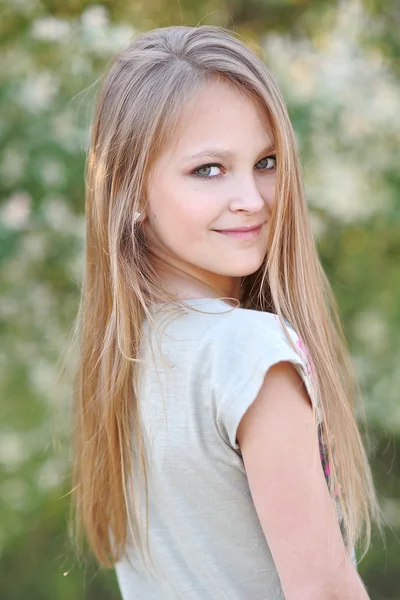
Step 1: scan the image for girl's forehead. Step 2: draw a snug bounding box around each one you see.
[163,85,272,154]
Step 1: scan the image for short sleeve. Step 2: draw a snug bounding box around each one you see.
[210,309,320,451]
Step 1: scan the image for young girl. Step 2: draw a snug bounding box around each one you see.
[70,25,384,599]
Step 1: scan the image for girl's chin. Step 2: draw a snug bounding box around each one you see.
[209,266,264,278]
[217,259,266,278]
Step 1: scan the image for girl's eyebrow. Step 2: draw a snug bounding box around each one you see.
[181,144,275,164]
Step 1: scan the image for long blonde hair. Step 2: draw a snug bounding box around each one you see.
[70,24,385,569]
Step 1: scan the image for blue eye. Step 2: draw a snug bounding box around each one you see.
[191,155,277,179]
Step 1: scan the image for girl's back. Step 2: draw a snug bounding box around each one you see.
[115,298,350,599]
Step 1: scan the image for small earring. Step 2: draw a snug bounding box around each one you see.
[133,211,142,222]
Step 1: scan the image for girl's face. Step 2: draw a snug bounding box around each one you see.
[143,78,277,300]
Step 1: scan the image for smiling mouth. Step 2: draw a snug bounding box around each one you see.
[215,222,265,233]
[213,223,265,239]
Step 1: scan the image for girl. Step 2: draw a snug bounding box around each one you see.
[70,25,384,599]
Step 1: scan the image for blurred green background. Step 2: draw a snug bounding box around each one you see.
[0,0,399,598]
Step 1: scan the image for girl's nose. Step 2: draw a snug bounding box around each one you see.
[228,176,267,214]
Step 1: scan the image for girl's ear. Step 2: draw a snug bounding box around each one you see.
[133,210,145,223]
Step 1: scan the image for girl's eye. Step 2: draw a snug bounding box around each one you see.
[191,154,277,179]
[193,164,222,178]
[255,155,277,171]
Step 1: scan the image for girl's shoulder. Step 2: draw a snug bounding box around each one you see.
[150,299,317,410]
[166,299,311,377]
[207,302,303,357]
[202,302,319,412]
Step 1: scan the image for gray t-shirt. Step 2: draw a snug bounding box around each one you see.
[115,298,353,599]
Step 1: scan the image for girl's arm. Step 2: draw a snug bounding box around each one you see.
[236,361,370,600]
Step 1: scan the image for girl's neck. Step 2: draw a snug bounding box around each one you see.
[157,273,241,304]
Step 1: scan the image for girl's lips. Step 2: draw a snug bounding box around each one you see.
[214,224,264,239]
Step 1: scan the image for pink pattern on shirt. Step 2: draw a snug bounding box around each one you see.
[294,334,316,384]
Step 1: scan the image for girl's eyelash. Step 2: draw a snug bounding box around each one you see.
[191,154,277,178]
